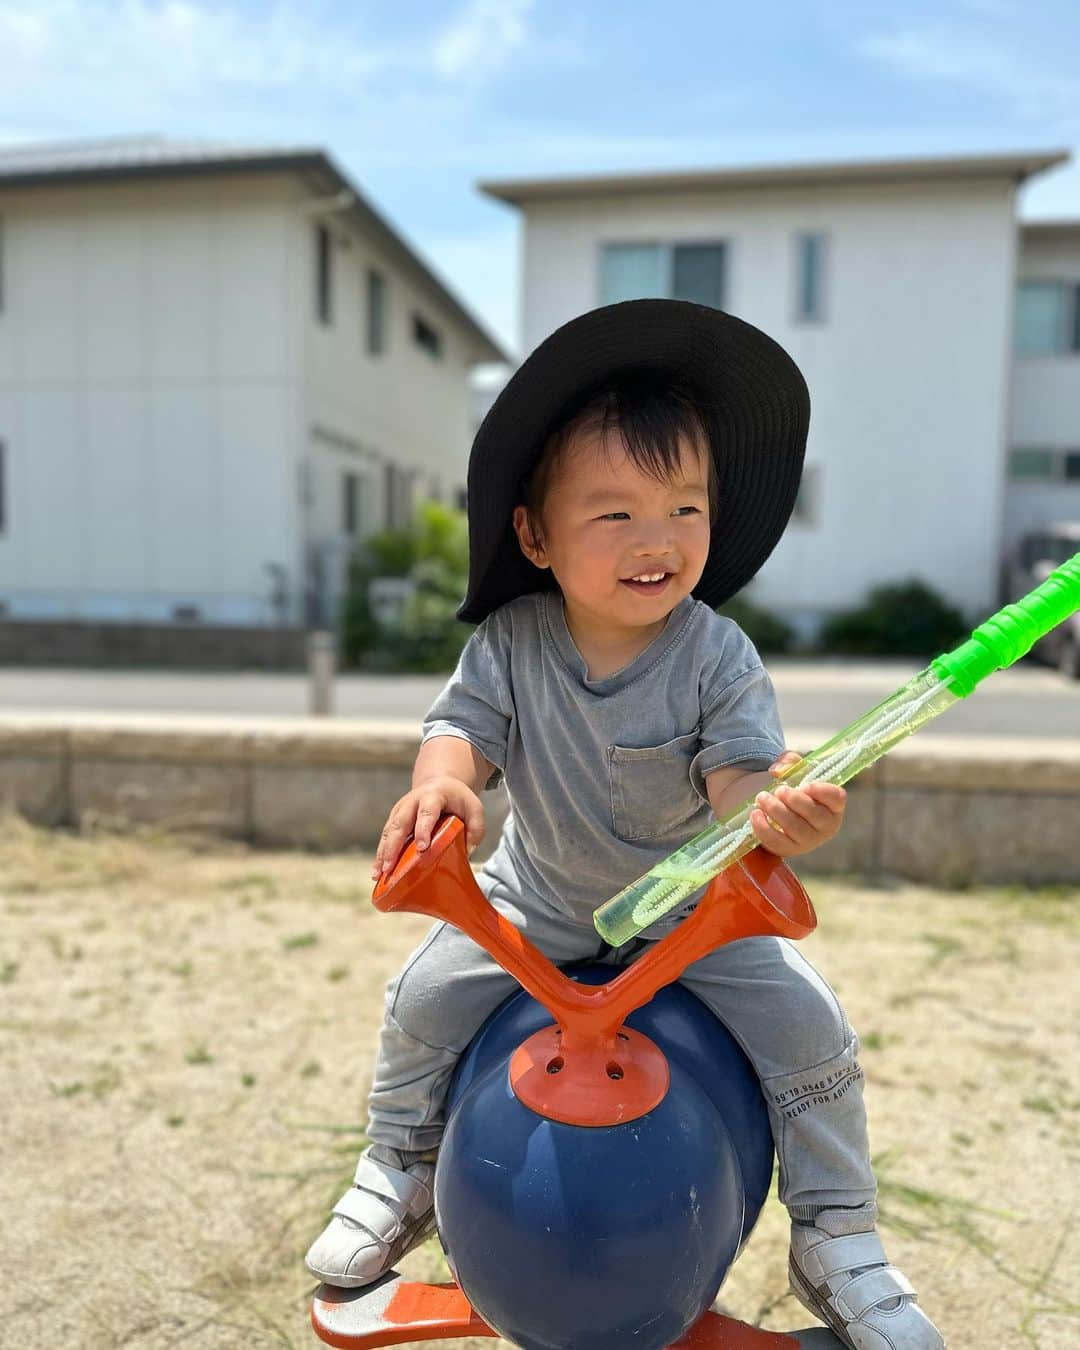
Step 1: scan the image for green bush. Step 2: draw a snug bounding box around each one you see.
[820,578,969,656]
[339,501,472,672]
[716,593,795,654]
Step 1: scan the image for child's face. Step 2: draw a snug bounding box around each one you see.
[512,425,713,635]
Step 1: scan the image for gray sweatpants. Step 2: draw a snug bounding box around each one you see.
[366,879,875,1214]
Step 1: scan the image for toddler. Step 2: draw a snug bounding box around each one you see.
[306,300,944,1350]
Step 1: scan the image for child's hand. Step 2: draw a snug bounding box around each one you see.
[372,775,486,881]
[749,751,846,859]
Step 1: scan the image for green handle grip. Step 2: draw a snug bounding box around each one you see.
[931,554,1080,697]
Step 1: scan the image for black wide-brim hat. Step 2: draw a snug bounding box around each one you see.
[458,298,810,624]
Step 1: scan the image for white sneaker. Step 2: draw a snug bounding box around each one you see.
[788,1203,945,1349]
[305,1147,437,1288]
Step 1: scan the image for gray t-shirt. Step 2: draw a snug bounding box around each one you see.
[421,589,786,933]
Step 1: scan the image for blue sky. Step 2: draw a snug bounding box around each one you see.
[1,0,1077,357]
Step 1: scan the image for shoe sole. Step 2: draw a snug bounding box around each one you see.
[788,1254,857,1350]
[310,1208,438,1290]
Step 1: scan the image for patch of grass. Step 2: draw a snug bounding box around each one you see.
[89,1062,122,1099]
[1022,1096,1058,1116]
[985,884,1078,930]
[51,1062,122,1100]
[300,1060,321,1078]
[185,1042,214,1066]
[313,881,369,906]
[282,931,319,952]
[50,1079,85,1098]
[327,966,349,982]
[241,1073,256,1088]
[860,1030,888,1051]
[166,1114,185,1127]
[0,960,17,984]
[919,932,965,968]
[993,936,1022,965]
[218,872,278,897]
[169,960,192,977]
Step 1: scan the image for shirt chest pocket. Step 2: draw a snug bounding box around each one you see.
[608,729,702,843]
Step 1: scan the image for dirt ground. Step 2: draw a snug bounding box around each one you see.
[0,816,1076,1350]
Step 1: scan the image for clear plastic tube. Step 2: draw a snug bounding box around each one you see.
[593,668,960,945]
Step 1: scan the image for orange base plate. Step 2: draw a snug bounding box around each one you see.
[310,1276,842,1348]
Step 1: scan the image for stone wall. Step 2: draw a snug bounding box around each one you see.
[1,713,1077,887]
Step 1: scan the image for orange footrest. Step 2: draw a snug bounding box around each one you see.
[310,1276,825,1348]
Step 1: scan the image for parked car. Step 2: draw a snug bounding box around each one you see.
[1007,523,1080,679]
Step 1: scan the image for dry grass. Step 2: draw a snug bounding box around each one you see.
[0,815,1076,1349]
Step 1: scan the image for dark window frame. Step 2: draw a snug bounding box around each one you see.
[794,231,828,324]
[316,224,333,325]
[343,470,360,535]
[367,268,387,355]
[412,313,442,359]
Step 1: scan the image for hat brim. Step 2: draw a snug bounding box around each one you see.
[458,299,809,624]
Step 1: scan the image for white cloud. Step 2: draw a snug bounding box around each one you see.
[0,0,544,107]
[860,22,1080,127]
[434,0,533,81]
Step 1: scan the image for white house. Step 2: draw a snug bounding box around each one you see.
[1009,219,1080,552]
[0,137,505,631]
[480,150,1075,636]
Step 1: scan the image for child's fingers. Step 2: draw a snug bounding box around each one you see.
[462,803,485,851]
[374,802,419,876]
[803,782,847,812]
[753,794,813,847]
[413,795,447,852]
[768,750,803,778]
[771,784,837,832]
[750,806,800,855]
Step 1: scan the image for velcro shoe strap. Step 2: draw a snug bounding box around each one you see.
[835,1266,915,1320]
[353,1155,432,1213]
[331,1185,403,1242]
[805,1231,888,1283]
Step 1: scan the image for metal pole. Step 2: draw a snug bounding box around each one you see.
[308,629,336,717]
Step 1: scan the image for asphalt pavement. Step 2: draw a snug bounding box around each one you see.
[0,658,1075,738]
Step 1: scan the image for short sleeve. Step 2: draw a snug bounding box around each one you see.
[421,618,512,791]
[688,624,786,802]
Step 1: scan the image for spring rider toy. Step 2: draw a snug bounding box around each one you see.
[311,558,1079,1350]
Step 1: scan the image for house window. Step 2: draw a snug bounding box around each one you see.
[795,232,827,323]
[412,313,442,358]
[343,471,361,535]
[1009,447,1056,480]
[599,241,727,309]
[1014,281,1080,356]
[383,462,415,529]
[672,244,726,308]
[316,224,333,325]
[367,269,387,355]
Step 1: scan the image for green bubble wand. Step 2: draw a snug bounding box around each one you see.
[593,556,1080,946]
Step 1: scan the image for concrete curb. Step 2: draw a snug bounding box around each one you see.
[1,713,1077,886]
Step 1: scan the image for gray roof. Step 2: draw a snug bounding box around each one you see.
[480,149,1071,206]
[0,136,506,364]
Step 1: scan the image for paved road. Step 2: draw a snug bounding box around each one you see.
[0,659,1075,738]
